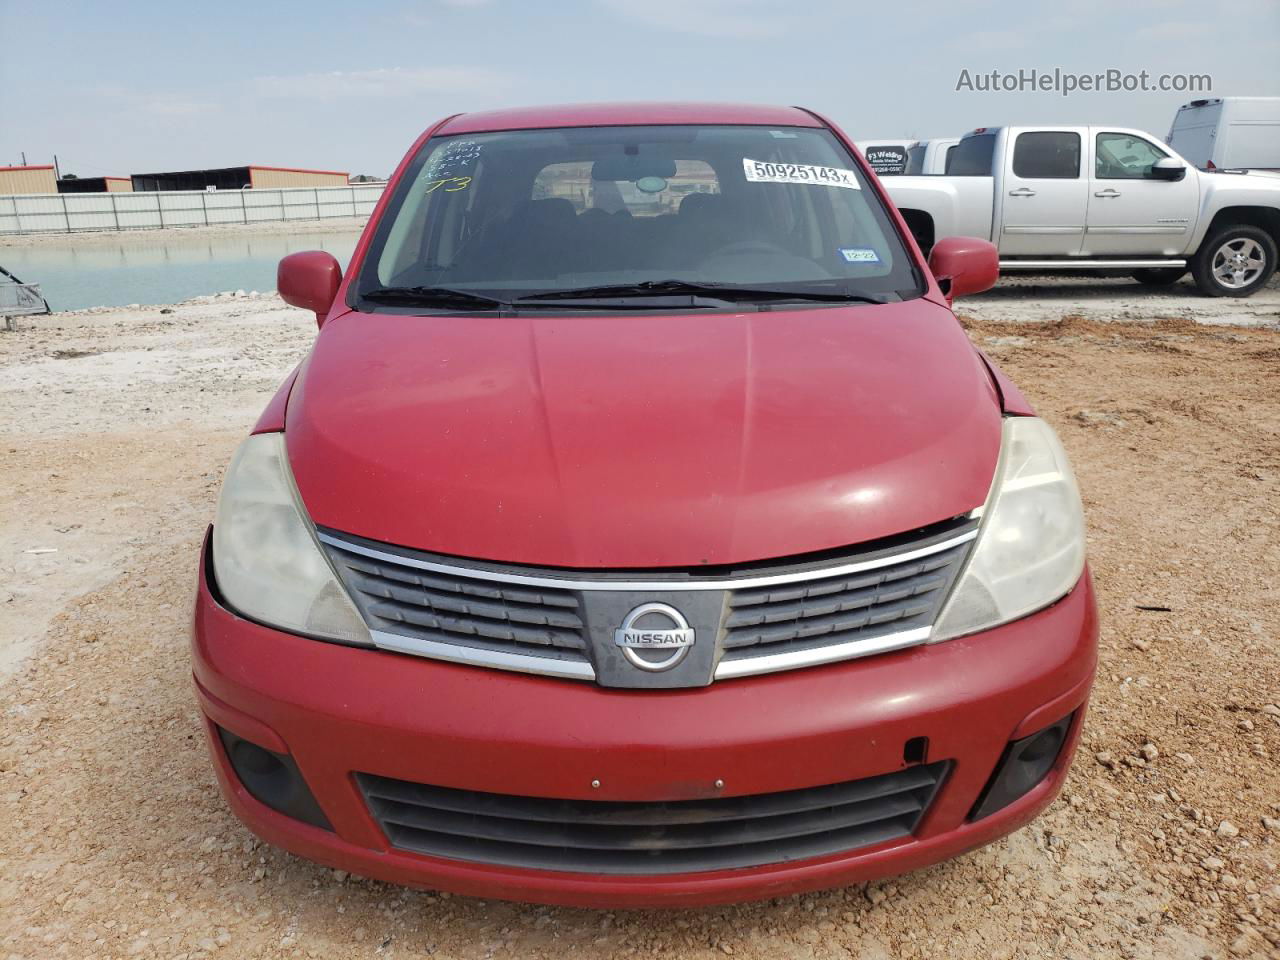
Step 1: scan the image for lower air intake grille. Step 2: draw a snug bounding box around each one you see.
[357,762,948,874]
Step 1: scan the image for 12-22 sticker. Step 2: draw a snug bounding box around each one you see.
[743,159,860,189]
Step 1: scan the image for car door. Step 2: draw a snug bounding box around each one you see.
[1083,130,1201,256]
[997,129,1087,257]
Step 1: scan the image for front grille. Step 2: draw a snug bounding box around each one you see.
[719,537,970,665]
[319,517,977,685]
[323,536,591,667]
[358,762,948,874]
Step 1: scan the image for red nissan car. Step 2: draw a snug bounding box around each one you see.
[191,103,1097,907]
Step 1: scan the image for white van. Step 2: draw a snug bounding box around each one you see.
[1167,98,1280,171]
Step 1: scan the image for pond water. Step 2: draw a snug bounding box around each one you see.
[1,229,363,312]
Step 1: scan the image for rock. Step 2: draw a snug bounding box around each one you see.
[1073,409,1127,427]
[1230,931,1263,956]
[1238,719,1254,731]
[1095,751,1117,769]
[1130,637,1150,651]
[1262,704,1280,717]
[1217,820,1239,839]
[1201,856,1224,871]
[1140,743,1159,761]
[1262,816,1280,832]
[331,869,347,883]
[865,885,887,906]
[1174,752,1195,765]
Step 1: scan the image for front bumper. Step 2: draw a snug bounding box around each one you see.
[191,532,1098,908]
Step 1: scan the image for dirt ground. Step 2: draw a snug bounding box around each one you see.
[1,276,1278,960]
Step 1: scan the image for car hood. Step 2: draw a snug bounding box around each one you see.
[286,301,1002,568]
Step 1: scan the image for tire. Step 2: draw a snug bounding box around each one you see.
[1191,225,1278,298]
[1131,267,1186,286]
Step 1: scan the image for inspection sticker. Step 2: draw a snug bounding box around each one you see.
[743,158,860,189]
[839,247,880,263]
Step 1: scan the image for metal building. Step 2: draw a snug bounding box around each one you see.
[0,165,59,195]
[130,165,348,191]
[57,177,133,194]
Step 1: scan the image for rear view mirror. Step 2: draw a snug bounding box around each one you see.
[1150,158,1187,181]
[592,155,678,182]
[278,251,342,327]
[928,236,999,303]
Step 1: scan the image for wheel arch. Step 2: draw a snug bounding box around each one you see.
[1200,206,1280,251]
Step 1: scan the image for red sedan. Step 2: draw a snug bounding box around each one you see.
[191,102,1097,907]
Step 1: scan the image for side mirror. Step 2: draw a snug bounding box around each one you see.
[1150,158,1187,182]
[278,251,342,327]
[927,236,999,303]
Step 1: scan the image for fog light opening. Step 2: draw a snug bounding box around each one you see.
[969,713,1075,822]
[216,727,332,831]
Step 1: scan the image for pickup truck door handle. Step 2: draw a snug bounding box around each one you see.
[1093,189,1122,198]
[1008,188,1037,197]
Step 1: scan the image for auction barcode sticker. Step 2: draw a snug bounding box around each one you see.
[743,159,860,189]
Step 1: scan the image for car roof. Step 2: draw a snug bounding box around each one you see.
[438,102,824,135]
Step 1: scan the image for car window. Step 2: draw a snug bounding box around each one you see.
[904,144,925,176]
[947,134,996,176]
[1095,132,1169,179]
[1012,132,1081,179]
[532,159,720,217]
[358,124,922,304]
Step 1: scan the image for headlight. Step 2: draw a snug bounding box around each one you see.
[212,432,371,645]
[932,417,1085,641]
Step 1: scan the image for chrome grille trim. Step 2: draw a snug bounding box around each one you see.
[714,626,932,679]
[321,522,977,683]
[317,528,977,593]
[370,629,597,680]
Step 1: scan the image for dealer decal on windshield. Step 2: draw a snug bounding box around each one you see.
[743,159,860,189]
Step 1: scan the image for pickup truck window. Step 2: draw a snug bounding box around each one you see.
[358,125,923,306]
[1012,132,1081,179]
[947,134,996,176]
[1095,133,1168,179]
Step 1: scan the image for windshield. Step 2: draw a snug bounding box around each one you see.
[355,124,922,309]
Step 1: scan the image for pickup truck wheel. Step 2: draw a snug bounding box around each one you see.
[1191,226,1277,297]
[1131,268,1186,286]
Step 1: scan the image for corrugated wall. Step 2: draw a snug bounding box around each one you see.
[0,184,384,234]
[0,167,59,195]
[249,167,349,189]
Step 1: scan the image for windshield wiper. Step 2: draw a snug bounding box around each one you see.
[517,279,888,305]
[362,286,510,310]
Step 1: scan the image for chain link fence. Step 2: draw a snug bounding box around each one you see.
[0,183,385,235]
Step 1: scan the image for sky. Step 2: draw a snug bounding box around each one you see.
[2,0,1277,179]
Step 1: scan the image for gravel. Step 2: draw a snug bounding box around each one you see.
[2,276,1279,959]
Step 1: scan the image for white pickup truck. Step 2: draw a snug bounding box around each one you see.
[881,125,1280,297]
